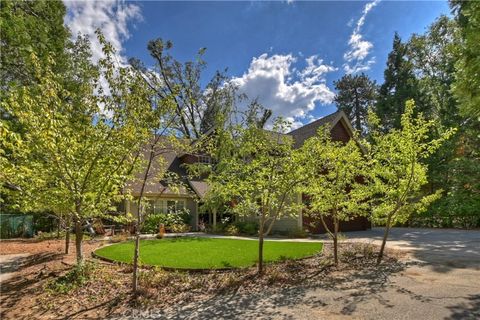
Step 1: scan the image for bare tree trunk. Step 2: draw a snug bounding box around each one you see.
[132,213,141,293]
[65,220,70,254]
[257,208,265,276]
[132,143,156,294]
[212,208,217,228]
[258,223,263,275]
[333,218,339,265]
[377,214,393,265]
[74,219,84,265]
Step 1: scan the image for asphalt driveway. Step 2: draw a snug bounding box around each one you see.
[342,227,480,270]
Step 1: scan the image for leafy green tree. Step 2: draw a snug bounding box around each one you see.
[0,0,71,213]
[375,33,424,131]
[368,100,455,264]
[2,33,155,265]
[450,0,480,118]
[0,0,69,88]
[334,73,378,136]
[205,118,303,274]
[299,127,370,264]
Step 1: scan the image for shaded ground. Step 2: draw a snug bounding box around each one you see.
[0,254,30,282]
[0,240,106,319]
[1,228,479,319]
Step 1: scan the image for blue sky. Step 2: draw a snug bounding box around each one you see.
[65,0,451,128]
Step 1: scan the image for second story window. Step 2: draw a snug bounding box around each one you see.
[198,155,211,164]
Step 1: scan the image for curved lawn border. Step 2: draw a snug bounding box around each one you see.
[92,237,323,272]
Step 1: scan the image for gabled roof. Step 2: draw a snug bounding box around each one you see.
[287,110,355,148]
[124,138,204,198]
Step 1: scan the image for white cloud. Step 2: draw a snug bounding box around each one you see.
[231,53,336,126]
[343,0,380,74]
[64,0,142,64]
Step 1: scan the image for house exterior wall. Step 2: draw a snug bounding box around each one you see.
[271,217,300,233]
[180,154,198,165]
[269,192,302,233]
[330,119,351,143]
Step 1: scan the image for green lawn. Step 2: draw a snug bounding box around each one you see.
[94,237,322,269]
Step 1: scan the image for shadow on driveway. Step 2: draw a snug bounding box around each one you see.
[342,227,480,272]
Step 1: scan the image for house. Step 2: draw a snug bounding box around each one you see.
[122,139,209,231]
[123,110,371,234]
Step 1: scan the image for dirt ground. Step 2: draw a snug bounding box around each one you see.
[0,239,110,319]
[0,238,404,320]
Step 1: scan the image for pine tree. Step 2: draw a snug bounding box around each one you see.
[375,33,423,131]
[334,73,378,136]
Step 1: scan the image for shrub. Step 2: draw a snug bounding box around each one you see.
[287,227,309,238]
[139,268,189,289]
[225,224,240,236]
[234,221,258,235]
[169,223,191,233]
[110,233,129,243]
[143,209,191,234]
[208,223,226,234]
[46,261,97,294]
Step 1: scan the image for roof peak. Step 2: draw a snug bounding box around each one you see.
[288,110,342,135]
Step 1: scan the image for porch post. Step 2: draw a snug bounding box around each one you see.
[195,201,199,231]
[125,199,131,215]
[297,193,303,229]
[213,208,217,228]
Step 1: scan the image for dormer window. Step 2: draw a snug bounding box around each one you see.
[198,155,211,164]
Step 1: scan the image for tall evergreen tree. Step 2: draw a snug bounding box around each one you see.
[408,16,459,127]
[375,33,423,131]
[450,0,480,118]
[334,73,378,135]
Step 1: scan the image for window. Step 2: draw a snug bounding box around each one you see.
[165,200,185,213]
[176,200,185,212]
[154,200,164,214]
[145,200,155,215]
[198,155,211,164]
[167,200,176,213]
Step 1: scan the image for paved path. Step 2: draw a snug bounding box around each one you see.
[133,228,480,320]
[0,254,30,282]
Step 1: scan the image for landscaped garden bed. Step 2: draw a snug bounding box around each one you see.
[94,237,323,269]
